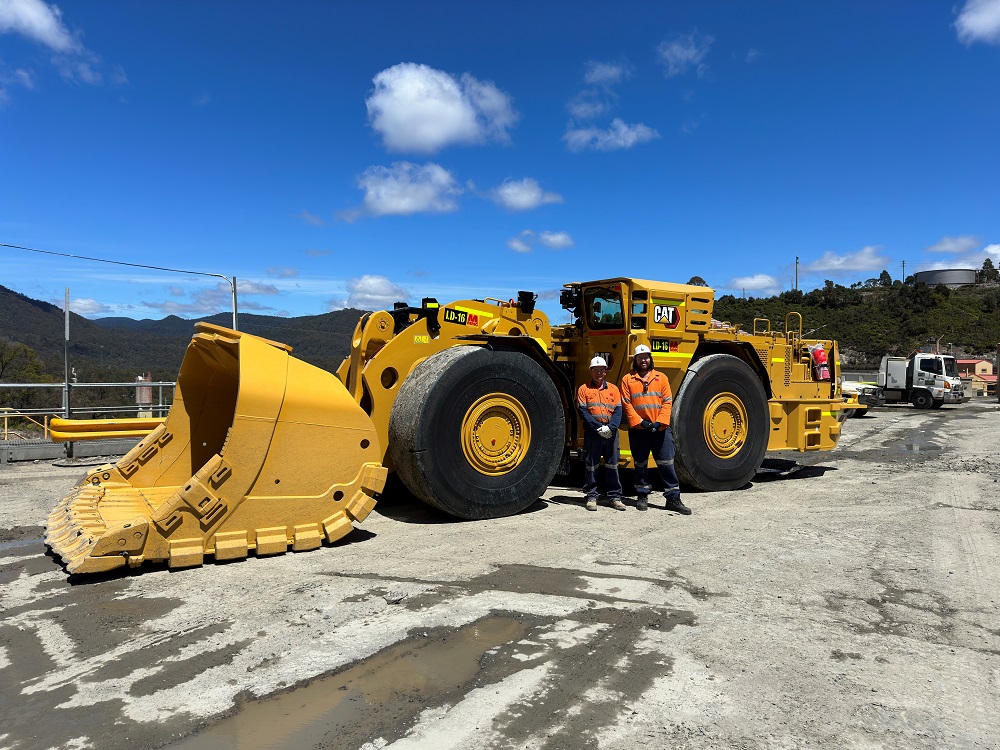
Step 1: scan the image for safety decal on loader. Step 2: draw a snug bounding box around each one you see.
[443,307,484,327]
[650,339,680,353]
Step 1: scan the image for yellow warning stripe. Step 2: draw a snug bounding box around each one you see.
[455,305,493,318]
[652,352,693,360]
[771,358,785,363]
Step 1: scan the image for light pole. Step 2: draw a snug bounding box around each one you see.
[1,243,239,330]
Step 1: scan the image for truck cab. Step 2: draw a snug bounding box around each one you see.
[878,354,964,409]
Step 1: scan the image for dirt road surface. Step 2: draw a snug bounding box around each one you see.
[2,400,999,750]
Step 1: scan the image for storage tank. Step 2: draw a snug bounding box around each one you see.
[913,268,978,288]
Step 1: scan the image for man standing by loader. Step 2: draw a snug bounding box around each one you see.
[577,356,626,512]
[622,345,691,515]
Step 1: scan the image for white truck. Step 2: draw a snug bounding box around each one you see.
[877,354,964,409]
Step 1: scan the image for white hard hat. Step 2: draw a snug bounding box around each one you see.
[590,356,608,368]
[634,344,652,357]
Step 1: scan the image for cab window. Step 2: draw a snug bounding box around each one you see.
[919,358,942,375]
[943,358,958,377]
[584,287,624,329]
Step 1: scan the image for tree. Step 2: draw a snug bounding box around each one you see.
[878,270,892,287]
[687,275,709,287]
[981,258,999,284]
[0,338,45,382]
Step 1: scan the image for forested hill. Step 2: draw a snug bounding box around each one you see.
[0,284,364,383]
[2,279,999,384]
[713,279,1000,366]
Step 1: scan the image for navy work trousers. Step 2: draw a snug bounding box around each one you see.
[628,427,681,499]
[582,431,622,500]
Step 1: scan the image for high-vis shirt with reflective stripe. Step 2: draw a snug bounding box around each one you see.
[577,381,622,429]
[621,370,672,429]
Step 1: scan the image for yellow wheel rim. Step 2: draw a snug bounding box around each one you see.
[702,392,748,458]
[461,394,531,476]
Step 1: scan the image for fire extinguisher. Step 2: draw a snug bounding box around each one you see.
[808,343,831,381]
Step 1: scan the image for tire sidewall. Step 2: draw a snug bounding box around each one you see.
[672,354,769,491]
[395,347,564,519]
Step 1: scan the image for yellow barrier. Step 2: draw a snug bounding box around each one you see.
[49,417,164,442]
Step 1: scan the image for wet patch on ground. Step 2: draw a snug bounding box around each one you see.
[163,608,692,749]
[822,569,1000,654]
[0,524,44,543]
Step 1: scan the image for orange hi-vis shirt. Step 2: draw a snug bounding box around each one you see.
[576,381,622,425]
[621,370,672,429]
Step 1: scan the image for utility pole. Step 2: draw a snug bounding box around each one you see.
[795,256,799,291]
[63,288,73,458]
[901,260,905,281]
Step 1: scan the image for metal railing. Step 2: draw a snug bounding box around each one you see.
[0,381,175,440]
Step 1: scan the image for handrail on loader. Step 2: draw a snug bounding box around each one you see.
[49,417,165,442]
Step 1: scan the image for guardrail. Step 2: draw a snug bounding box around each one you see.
[0,380,176,455]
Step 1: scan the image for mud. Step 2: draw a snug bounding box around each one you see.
[1,400,999,749]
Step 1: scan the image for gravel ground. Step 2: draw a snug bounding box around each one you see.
[1,400,998,750]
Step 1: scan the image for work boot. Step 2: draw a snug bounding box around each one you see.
[636,497,648,511]
[664,495,692,515]
[609,498,627,511]
[585,497,598,511]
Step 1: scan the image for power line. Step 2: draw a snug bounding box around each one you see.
[1,242,238,329]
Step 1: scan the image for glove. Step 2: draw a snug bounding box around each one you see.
[649,421,660,432]
[597,425,613,439]
[639,420,653,431]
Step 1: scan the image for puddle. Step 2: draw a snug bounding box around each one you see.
[164,615,532,750]
[899,440,943,453]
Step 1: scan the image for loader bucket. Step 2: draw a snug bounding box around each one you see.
[46,323,386,575]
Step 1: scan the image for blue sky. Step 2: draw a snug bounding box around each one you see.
[1,1,999,324]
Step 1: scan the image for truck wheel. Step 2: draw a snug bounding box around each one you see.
[911,391,934,409]
[672,354,769,492]
[388,346,565,520]
[931,400,945,409]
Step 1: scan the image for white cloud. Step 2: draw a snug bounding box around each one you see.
[352,161,462,218]
[956,0,1000,45]
[366,62,518,153]
[490,178,563,211]
[804,245,890,275]
[567,90,612,120]
[539,231,574,249]
[266,266,299,278]
[331,275,409,310]
[507,230,534,254]
[728,274,780,296]
[564,118,659,152]
[144,282,255,317]
[0,0,79,52]
[70,297,111,315]
[583,60,632,86]
[745,48,761,63]
[567,60,633,120]
[297,209,324,226]
[657,30,714,77]
[236,280,279,296]
[925,235,980,254]
[167,285,184,297]
[506,229,573,252]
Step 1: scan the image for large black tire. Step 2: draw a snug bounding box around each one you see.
[388,346,565,519]
[672,354,769,492]
[911,390,934,409]
[931,400,945,409]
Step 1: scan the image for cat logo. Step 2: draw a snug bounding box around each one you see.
[653,305,679,329]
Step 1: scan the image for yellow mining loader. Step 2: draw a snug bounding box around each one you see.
[47,278,848,574]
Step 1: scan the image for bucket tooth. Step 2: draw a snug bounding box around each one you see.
[45,325,386,575]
